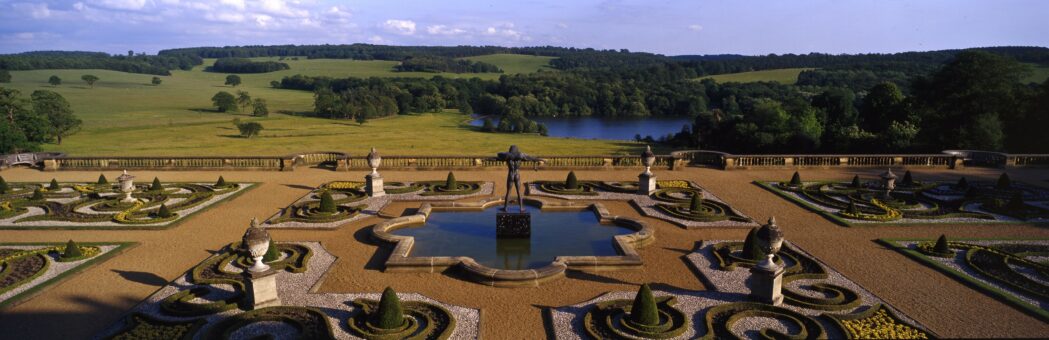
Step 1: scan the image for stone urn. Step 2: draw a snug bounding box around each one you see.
[367,147,382,175]
[640,145,656,176]
[117,170,136,203]
[755,217,784,271]
[879,169,897,199]
[242,217,271,272]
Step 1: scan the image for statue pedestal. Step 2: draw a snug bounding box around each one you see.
[366,173,385,197]
[747,264,784,306]
[496,212,531,238]
[638,173,657,195]
[244,269,281,309]
[120,191,136,203]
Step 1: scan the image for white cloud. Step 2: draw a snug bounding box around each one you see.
[254,14,273,27]
[13,3,52,19]
[688,24,703,32]
[258,0,309,18]
[89,0,148,10]
[73,2,86,11]
[483,26,522,40]
[205,12,245,23]
[381,19,416,35]
[218,0,245,10]
[426,25,466,35]
[368,35,385,43]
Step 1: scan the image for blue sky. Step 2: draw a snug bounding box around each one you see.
[1,0,1046,56]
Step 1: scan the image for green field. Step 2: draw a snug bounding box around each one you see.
[461,54,557,74]
[698,68,814,84]
[1022,63,1049,84]
[1,55,646,156]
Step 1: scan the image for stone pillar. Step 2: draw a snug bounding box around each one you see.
[366,173,385,197]
[748,264,784,306]
[244,270,281,309]
[43,159,60,171]
[638,172,656,195]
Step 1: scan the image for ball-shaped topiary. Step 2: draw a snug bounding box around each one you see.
[789,171,802,186]
[629,283,659,327]
[565,171,579,190]
[741,227,765,261]
[689,193,703,211]
[97,174,108,185]
[31,188,44,200]
[62,239,83,259]
[850,175,861,188]
[997,173,1011,190]
[215,176,227,187]
[318,191,337,213]
[49,178,60,190]
[263,240,280,262]
[933,234,951,254]
[0,176,8,194]
[444,172,457,190]
[156,204,172,218]
[373,287,405,329]
[150,177,163,191]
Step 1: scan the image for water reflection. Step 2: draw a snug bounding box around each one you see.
[470,116,693,140]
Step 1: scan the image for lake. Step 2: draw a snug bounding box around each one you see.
[470,116,694,140]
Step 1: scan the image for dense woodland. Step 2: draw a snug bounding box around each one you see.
[394,55,502,73]
[206,58,289,73]
[1,88,82,153]
[0,51,202,75]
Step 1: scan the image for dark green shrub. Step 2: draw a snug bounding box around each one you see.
[216,176,227,187]
[1007,192,1026,211]
[934,234,951,254]
[955,177,969,190]
[629,283,659,327]
[997,173,1011,190]
[689,193,703,211]
[850,175,861,188]
[373,287,405,329]
[49,178,60,190]
[97,174,108,185]
[156,204,172,218]
[263,240,280,262]
[62,239,83,259]
[318,191,336,213]
[741,227,764,261]
[150,177,163,191]
[31,188,44,200]
[845,200,860,214]
[789,171,802,186]
[445,172,457,189]
[0,176,7,194]
[566,171,578,190]
[901,171,913,186]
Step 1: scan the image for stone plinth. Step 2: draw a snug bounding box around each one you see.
[747,264,784,306]
[496,212,531,238]
[366,173,385,197]
[638,173,657,195]
[245,269,281,309]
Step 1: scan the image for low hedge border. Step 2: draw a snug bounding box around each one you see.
[104,312,206,340]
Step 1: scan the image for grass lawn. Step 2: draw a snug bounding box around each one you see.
[1,55,644,156]
[1022,63,1049,84]
[698,68,815,84]
[461,54,557,74]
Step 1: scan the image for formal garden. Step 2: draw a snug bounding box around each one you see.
[1,241,133,309]
[881,236,1049,322]
[757,171,1049,226]
[0,174,251,229]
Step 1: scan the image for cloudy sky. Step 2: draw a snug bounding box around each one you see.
[1,0,1046,56]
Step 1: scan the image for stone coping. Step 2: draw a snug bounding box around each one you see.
[370,197,653,287]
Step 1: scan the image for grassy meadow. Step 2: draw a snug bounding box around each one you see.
[1,55,644,156]
[698,68,815,84]
[1023,63,1049,84]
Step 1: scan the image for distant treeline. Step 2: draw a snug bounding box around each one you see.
[207,58,290,73]
[0,51,202,75]
[394,55,501,73]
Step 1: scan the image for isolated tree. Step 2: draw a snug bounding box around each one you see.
[81,74,99,88]
[48,75,61,87]
[788,171,802,186]
[355,112,368,125]
[212,91,237,112]
[151,77,162,86]
[236,91,252,112]
[0,70,11,83]
[252,98,268,117]
[225,74,241,87]
[31,90,81,145]
[236,121,263,138]
[741,227,764,261]
[851,175,862,188]
[997,173,1012,190]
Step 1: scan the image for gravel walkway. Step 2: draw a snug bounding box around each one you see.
[94,242,480,339]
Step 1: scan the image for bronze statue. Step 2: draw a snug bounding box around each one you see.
[494,145,544,212]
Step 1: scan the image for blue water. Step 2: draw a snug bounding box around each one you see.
[470,116,693,141]
[391,205,633,269]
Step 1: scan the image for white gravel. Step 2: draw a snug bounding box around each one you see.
[94,242,480,340]
[0,244,120,304]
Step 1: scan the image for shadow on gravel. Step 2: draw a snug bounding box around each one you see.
[111,269,168,287]
[0,294,140,338]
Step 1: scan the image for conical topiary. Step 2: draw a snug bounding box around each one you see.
[934,234,951,254]
[318,191,337,213]
[62,239,83,259]
[263,240,280,262]
[789,171,802,186]
[150,177,163,191]
[741,227,765,261]
[97,174,108,185]
[565,171,579,190]
[31,188,44,200]
[629,283,659,327]
[445,172,457,190]
[49,178,60,190]
[689,193,703,211]
[901,171,913,186]
[216,176,227,187]
[373,287,405,329]
[156,204,172,218]
[845,200,860,215]
[956,177,969,190]
[850,175,861,188]
[0,176,8,194]
[997,173,1011,190]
